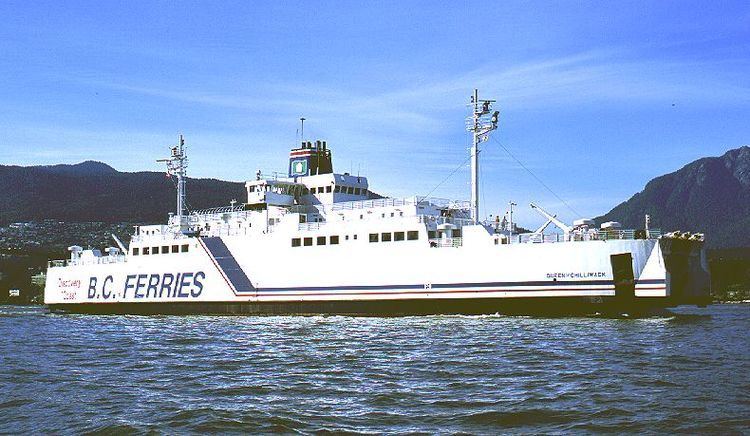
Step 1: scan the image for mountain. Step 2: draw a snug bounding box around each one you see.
[0,162,247,224]
[596,146,750,249]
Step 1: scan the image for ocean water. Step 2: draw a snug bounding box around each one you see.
[0,305,748,434]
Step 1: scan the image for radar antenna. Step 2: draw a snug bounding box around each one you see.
[467,89,500,223]
[157,135,188,228]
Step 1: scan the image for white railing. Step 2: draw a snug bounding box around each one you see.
[191,204,246,216]
[429,237,463,248]
[48,254,128,268]
[419,215,473,226]
[289,196,472,214]
[188,210,254,224]
[298,222,325,231]
[514,229,662,244]
[131,233,192,244]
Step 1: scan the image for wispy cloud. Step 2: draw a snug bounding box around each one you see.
[78,48,750,136]
[12,48,750,219]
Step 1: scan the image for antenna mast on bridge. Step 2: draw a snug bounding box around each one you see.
[467,89,500,224]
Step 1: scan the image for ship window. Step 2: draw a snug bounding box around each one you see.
[353,234,358,240]
[330,235,339,245]
[319,187,325,194]
[143,247,150,255]
[454,229,462,238]
[407,231,419,240]
[334,186,341,193]
[354,188,361,195]
[495,239,499,245]
[360,214,363,219]
[326,186,332,193]
[292,238,301,247]
[381,232,392,242]
[162,246,169,254]
[249,186,255,192]
[304,237,313,246]
[428,230,437,239]
[181,244,189,253]
[347,187,354,194]
[362,189,368,196]
[390,212,394,217]
[152,247,160,254]
[369,233,379,243]
[132,247,140,256]
[172,245,179,253]
[394,232,405,241]
[317,236,326,245]
[345,235,349,240]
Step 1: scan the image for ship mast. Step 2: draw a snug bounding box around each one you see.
[158,135,188,227]
[467,89,499,224]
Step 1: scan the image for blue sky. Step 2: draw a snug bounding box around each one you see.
[1,1,748,226]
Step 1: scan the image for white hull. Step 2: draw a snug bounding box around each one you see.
[45,227,705,315]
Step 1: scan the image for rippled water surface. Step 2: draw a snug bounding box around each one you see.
[0,305,748,433]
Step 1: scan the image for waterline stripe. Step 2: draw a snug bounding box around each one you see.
[245,279,665,294]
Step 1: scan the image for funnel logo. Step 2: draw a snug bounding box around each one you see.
[291,159,307,175]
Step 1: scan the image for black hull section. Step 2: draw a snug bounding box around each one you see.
[660,238,712,306]
[48,296,676,317]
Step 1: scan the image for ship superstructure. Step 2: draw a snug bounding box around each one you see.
[45,90,711,315]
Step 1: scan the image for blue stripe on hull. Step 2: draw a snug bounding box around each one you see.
[201,237,255,292]
[246,279,665,294]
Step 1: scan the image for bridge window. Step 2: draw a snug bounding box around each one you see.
[143,247,150,255]
[152,247,160,255]
[292,238,301,247]
[354,188,360,195]
[330,235,339,245]
[326,186,332,193]
[162,246,169,254]
[304,237,313,246]
[394,232,405,241]
[369,233,379,243]
[317,236,326,245]
[334,186,341,193]
[381,232,392,242]
[181,244,189,253]
[407,231,419,240]
[347,187,354,194]
[428,230,436,239]
[172,245,179,253]
[132,248,140,256]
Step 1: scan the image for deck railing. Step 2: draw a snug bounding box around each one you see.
[429,237,463,248]
[515,229,662,244]
[48,254,128,268]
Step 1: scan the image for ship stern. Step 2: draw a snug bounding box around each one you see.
[660,237,711,306]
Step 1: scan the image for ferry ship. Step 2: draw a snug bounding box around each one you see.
[45,90,711,315]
